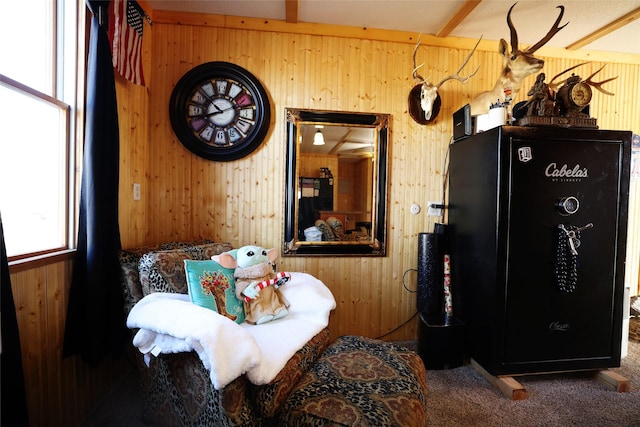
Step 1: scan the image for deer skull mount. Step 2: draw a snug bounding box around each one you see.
[409,35,481,125]
[408,83,442,125]
[469,2,568,117]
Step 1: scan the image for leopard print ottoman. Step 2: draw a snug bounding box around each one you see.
[277,335,428,427]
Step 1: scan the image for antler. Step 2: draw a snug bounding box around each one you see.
[548,62,589,92]
[548,63,618,95]
[412,34,427,83]
[584,65,617,95]
[506,3,520,53]
[507,3,568,53]
[435,35,482,88]
[526,5,568,53]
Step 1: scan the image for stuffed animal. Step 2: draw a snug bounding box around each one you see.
[213,245,290,325]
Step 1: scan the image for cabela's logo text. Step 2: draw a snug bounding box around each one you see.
[545,163,588,182]
[549,321,570,332]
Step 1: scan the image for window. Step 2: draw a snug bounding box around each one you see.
[0,0,84,259]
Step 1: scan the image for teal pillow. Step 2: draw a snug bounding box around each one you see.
[184,259,245,324]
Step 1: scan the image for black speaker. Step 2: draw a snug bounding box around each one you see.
[418,313,465,369]
[417,232,439,314]
[453,103,472,142]
[417,225,448,315]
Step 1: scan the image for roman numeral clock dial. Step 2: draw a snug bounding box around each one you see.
[169,62,271,161]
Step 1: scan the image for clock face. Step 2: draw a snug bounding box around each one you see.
[569,82,592,107]
[170,62,271,161]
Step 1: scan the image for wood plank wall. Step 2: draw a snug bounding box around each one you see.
[10,259,132,427]
[8,8,640,427]
[136,12,640,344]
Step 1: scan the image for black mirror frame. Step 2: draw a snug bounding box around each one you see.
[282,108,390,256]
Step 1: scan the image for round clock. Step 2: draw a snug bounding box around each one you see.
[169,62,271,161]
[569,81,592,107]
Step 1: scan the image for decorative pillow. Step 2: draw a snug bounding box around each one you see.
[184,259,245,324]
[138,242,234,296]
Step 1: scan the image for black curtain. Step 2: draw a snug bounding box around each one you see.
[1,217,29,425]
[63,0,127,364]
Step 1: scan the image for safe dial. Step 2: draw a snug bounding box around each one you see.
[556,196,580,216]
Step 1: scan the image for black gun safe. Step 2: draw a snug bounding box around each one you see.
[448,126,631,376]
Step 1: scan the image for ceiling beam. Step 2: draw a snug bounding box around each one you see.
[285,0,298,24]
[328,129,356,156]
[435,0,482,37]
[566,6,640,50]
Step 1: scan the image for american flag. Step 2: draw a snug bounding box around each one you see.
[108,0,146,86]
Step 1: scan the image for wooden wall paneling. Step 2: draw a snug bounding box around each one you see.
[117,13,153,249]
[44,261,68,425]
[147,23,170,244]
[150,24,197,243]
[191,158,208,239]
[249,153,263,246]
[318,36,333,109]
[323,35,339,110]
[211,169,230,244]
[11,269,36,422]
[220,159,237,246]
[11,260,130,427]
[185,26,209,242]
[256,34,284,250]
[347,257,364,334]
[117,75,149,249]
[358,39,372,112]
[12,268,46,426]
[377,256,396,339]
[342,37,357,111]
[238,37,257,244]
[359,256,376,333]
[336,37,352,111]
[301,35,317,108]
[141,19,640,342]
[250,154,269,247]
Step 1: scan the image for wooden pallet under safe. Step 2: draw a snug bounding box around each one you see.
[471,359,631,400]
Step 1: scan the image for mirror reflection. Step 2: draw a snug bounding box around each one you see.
[283,109,389,256]
[298,124,375,242]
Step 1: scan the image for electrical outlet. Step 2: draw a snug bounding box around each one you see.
[410,203,421,215]
[428,201,443,216]
[133,183,141,201]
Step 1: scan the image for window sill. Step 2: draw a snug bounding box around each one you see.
[8,249,76,274]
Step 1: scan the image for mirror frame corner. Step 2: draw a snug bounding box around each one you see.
[282,108,390,257]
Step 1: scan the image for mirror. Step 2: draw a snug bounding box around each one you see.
[283,108,389,256]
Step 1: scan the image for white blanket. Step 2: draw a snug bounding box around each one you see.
[126,272,336,390]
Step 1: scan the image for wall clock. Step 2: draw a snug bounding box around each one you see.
[169,61,271,161]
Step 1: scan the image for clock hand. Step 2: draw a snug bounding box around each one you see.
[207,105,236,117]
[192,106,236,119]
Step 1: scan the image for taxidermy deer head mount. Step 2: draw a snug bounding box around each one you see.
[469,2,568,117]
[409,34,481,125]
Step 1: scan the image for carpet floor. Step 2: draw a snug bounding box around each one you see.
[79,326,640,426]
